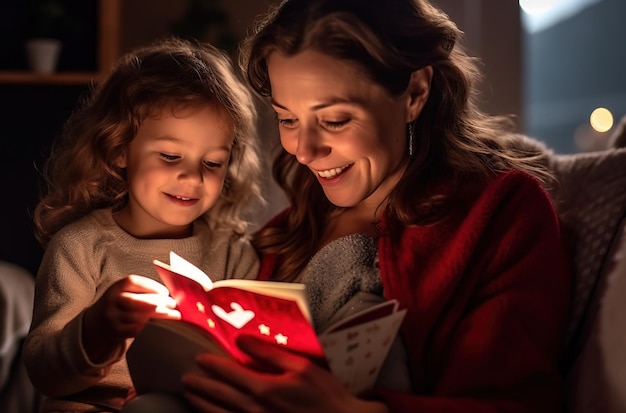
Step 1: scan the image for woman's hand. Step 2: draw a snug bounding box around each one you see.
[182,335,389,413]
[83,274,180,363]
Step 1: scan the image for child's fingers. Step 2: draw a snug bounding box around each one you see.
[120,292,177,310]
[118,292,181,321]
[126,274,170,295]
[153,306,181,319]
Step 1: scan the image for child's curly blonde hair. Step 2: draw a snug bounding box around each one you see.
[34,37,263,246]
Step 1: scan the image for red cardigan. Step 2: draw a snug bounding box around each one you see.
[257,170,571,413]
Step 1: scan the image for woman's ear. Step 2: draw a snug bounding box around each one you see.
[405,66,433,122]
[115,152,127,169]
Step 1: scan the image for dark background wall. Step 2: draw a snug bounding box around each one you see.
[1,0,623,275]
[0,85,87,275]
[0,0,283,275]
[435,0,523,129]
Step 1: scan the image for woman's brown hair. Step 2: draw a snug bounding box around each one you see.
[241,0,551,281]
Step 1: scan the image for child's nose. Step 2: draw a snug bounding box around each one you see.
[179,163,203,185]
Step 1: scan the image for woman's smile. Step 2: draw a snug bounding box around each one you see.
[315,163,353,179]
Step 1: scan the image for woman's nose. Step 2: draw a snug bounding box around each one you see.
[295,126,330,165]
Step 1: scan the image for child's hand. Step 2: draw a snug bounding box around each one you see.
[82,274,180,363]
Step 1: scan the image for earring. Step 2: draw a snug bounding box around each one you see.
[407,122,414,157]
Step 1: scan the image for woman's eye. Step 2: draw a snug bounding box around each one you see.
[277,118,297,128]
[323,119,350,130]
[159,153,180,162]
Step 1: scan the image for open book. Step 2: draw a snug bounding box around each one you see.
[126,252,406,396]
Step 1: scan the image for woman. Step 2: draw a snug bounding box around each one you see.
[179,0,571,411]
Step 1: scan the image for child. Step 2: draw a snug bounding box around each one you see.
[23,37,263,412]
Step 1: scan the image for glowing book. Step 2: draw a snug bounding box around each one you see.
[127,252,405,396]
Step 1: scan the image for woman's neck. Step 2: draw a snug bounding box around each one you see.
[319,206,381,250]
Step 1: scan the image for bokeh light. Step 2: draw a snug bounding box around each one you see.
[590,107,614,133]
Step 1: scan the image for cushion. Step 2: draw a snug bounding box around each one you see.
[0,261,39,413]
[508,134,626,412]
[598,227,626,412]
[507,135,626,359]
[609,115,626,149]
[0,261,34,386]
[559,148,626,412]
[550,147,626,361]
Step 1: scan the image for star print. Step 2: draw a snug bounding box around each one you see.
[275,333,288,345]
[206,318,215,328]
[196,301,206,313]
[259,324,270,335]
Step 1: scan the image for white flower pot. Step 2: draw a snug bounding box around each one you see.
[25,38,62,74]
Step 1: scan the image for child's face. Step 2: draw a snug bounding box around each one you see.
[117,105,233,238]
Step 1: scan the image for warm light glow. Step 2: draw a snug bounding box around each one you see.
[520,0,602,33]
[590,107,614,133]
[519,0,559,15]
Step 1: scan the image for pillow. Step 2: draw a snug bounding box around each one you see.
[549,147,626,363]
[504,134,626,364]
[0,261,34,386]
[0,261,38,413]
[609,115,626,149]
[502,134,626,413]
[599,226,626,412]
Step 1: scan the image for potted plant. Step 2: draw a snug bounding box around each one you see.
[23,0,69,73]
[172,0,237,55]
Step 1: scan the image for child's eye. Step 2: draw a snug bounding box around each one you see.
[203,160,223,169]
[159,153,180,162]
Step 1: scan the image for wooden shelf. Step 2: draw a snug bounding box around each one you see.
[0,0,119,86]
[0,71,102,85]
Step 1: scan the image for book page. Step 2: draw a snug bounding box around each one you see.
[153,252,212,291]
[323,300,398,333]
[318,300,406,394]
[212,279,311,322]
[169,251,214,290]
[155,252,312,321]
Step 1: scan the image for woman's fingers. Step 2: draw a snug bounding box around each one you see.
[187,349,356,413]
[183,362,267,413]
[237,334,323,372]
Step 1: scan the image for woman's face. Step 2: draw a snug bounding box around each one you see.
[267,50,411,211]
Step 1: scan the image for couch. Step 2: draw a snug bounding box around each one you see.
[1,124,625,412]
[507,120,626,412]
[0,261,39,413]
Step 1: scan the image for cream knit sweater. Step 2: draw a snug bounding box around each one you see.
[23,209,259,412]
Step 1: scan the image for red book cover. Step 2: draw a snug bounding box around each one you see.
[152,261,326,366]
